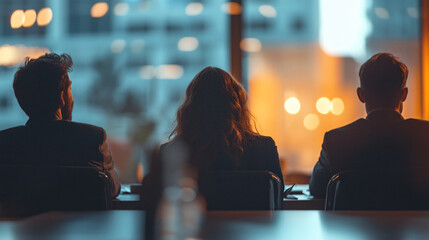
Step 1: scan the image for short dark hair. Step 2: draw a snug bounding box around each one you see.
[13,53,73,118]
[359,53,408,107]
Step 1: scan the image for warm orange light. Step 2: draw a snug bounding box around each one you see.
[316,97,330,114]
[0,45,50,66]
[284,97,301,115]
[303,113,320,130]
[222,2,242,15]
[91,2,109,18]
[10,10,25,29]
[37,8,53,26]
[136,162,144,183]
[330,98,344,115]
[23,9,37,28]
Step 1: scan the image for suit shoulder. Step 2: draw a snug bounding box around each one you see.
[0,126,26,139]
[60,121,107,141]
[403,118,429,131]
[63,121,105,133]
[404,118,429,125]
[325,118,366,136]
[0,125,26,134]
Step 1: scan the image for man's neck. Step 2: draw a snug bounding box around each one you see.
[365,103,401,115]
[30,110,62,122]
[366,107,401,116]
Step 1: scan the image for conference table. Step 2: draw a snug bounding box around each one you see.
[113,184,326,210]
[2,210,429,239]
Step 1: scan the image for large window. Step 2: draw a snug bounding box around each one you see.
[0,0,424,184]
[243,0,421,180]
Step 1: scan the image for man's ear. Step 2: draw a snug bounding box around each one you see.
[357,87,366,103]
[400,87,408,102]
[59,91,65,108]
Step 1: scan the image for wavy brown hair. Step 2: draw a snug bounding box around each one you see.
[170,67,257,169]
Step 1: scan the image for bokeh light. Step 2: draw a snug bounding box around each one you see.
[375,7,389,19]
[91,2,109,18]
[330,98,344,115]
[10,10,25,29]
[157,65,184,79]
[259,5,277,18]
[0,45,50,66]
[284,97,301,115]
[316,97,330,114]
[407,7,419,18]
[186,2,203,16]
[23,9,37,28]
[240,38,262,52]
[178,37,199,52]
[111,39,126,53]
[222,2,242,15]
[37,8,53,26]
[114,2,129,16]
[303,113,320,130]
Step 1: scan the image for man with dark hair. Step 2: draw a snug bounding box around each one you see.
[0,53,120,198]
[309,53,429,198]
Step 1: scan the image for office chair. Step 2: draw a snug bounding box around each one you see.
[203,171,283,210]
[325,167,429,210]
[0,165,112,217]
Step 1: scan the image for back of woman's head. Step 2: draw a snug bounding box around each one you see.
[171,67,256,167]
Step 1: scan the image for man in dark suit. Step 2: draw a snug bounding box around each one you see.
[0,53,120,198]
[309,52,429,198]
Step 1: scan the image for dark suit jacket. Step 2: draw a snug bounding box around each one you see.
[309,109,429,198]
[0,117,120,197]
[141,135,284,206]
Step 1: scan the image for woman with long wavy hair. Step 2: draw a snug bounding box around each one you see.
[141,67,284,213]
[169,67,283,183]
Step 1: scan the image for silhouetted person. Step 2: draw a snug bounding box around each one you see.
[0,53,120,199]
[142,67,284,215]
[309,53,429,198]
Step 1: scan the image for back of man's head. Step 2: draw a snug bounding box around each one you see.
[359,53,408,108]
[13,53,73,119]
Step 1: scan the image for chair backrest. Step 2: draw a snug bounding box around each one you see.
[325,167,429,210]
[202,171,282,210]
[0,165,111,217]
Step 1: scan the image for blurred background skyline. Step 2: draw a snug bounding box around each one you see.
[0,0,422,183]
